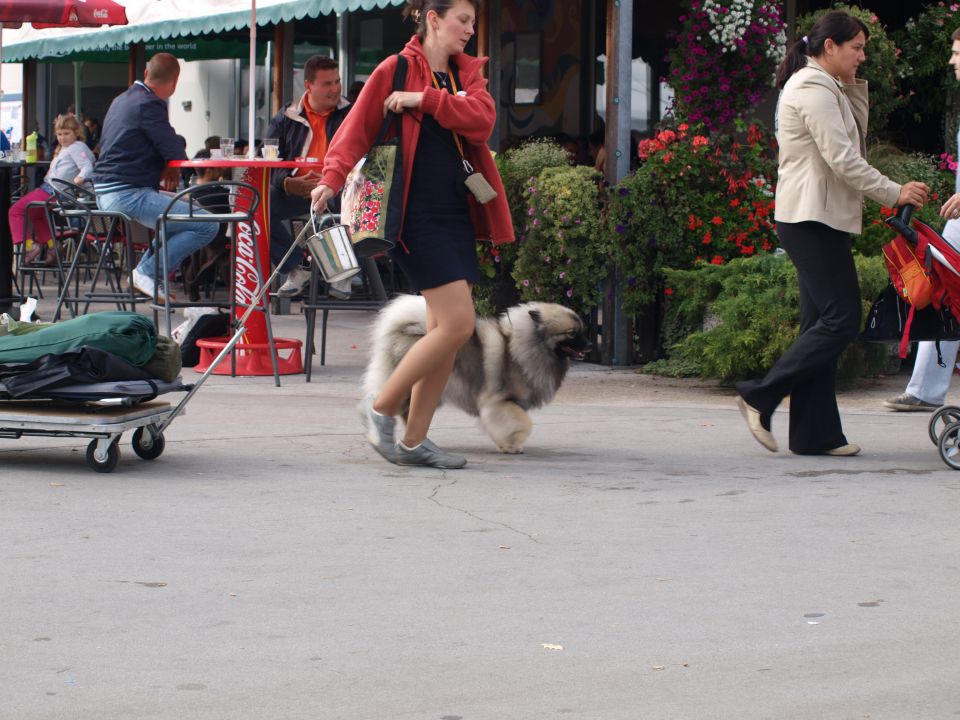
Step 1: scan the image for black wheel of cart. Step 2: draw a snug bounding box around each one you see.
[86,439,120,473]
[938,421,960,470]
[929,406,960,446]
[132,427,165,460]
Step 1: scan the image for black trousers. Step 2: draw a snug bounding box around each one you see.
[268,184,310,274]
[736,221,861,454]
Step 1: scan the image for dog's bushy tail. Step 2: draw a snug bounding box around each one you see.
[362,294,428,396]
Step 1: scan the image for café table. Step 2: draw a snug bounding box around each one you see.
[168,157,324,377]
[0,160,52,313]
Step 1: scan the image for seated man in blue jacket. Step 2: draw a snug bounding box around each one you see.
[266,55,351,298]
[94,52,217,303]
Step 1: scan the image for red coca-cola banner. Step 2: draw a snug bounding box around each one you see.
[233,165,271,342]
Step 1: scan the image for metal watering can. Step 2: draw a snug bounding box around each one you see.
[295,210,361,284]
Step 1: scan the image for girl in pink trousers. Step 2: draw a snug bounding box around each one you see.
[9,114,95,264]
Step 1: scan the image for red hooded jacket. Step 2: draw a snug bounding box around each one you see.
[320,36,515,248]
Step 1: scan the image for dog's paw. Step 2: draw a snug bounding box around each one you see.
[497,444,525,454]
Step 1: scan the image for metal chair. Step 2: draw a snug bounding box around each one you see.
[154,181,282,385]
[16,196,73,301]
[10,199,44,301]
[46,178,143,321]
[301,214,390,381]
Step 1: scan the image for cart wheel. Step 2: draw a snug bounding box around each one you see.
[132,427,165,461]
[929,406,960,446]
[938,421,960,470]
[86,439,120,473]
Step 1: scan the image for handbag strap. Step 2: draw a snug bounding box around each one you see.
[429,70,466,160]
[374,54,409,146]
[415,65,475,174]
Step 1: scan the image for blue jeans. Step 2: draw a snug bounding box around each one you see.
[97,186,218,278]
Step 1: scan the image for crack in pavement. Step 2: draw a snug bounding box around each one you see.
[428,479,542,543]
[787,468,941,477]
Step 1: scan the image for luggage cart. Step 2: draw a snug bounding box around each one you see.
[0,400,176,472]
[0,208,347,473]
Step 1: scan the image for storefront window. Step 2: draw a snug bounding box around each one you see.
[594,54,672,132]
[348,7,409,82]
[514,32,541,105]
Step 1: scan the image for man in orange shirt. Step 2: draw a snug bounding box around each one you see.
[266,55,351,297]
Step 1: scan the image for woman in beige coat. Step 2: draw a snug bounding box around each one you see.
[736,10,929,456]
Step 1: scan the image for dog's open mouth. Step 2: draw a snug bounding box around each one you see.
[558,345,589,361]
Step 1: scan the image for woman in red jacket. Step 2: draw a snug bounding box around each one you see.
[312,0,513,469]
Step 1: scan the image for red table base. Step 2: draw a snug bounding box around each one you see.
[194,336,304,376]
[168,157,325,376]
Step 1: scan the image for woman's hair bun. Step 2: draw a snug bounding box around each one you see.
[403,0,425,21]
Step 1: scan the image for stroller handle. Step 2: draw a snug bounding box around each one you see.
[887,204,917,245]
[896,205,915,225]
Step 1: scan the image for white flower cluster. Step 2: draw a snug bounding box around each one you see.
[703,0,786,62]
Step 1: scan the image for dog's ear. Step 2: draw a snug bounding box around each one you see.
[528,309,542,325]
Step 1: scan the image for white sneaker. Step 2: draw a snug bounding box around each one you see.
[132,267,175,304]
[276,267,311,298]
[131,267,156,298]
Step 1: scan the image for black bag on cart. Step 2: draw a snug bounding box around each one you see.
[863,283,960,344]
[0,346,155,399]
[179,312,232,367]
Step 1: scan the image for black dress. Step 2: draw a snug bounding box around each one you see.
[390,67,479,292]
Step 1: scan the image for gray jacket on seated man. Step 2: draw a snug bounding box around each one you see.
[264,55,351,298]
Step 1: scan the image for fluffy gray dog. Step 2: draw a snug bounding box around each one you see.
[363,294,592,453]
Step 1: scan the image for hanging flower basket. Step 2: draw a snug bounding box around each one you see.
[667,0,786,131]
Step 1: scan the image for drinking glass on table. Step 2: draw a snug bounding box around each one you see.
[262,138,279,160]
[219,137,235,157]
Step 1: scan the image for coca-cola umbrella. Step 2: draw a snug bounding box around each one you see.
[0,0,129,313]
[0,0,128,80]
[0,0,128,26]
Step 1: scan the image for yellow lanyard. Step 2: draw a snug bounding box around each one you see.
[431,70,465,159]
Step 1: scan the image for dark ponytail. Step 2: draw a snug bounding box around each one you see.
[776,38,809,89]
[776,10,869,89]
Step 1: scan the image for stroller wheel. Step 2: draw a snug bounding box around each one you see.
[938,421,960,470]
[929,406,960,446]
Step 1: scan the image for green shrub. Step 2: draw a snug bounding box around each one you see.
[798,4,904,136]
[648,252,892,383]
[512,165,609,317]
[668,253,799,380]
[496,138,572,216]
[474,139,572,315]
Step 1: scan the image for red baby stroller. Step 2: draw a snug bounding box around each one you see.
[870,206,960,468]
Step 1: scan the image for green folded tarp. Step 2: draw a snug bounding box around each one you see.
[141,335,182,382]
[0,312,157,367]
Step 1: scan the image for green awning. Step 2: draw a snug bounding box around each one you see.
[2,0,404,62]
[40,37,270,64]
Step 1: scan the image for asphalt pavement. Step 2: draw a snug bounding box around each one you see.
[2,305,959,719]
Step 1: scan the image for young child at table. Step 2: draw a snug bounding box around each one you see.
[9,114,95,264]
